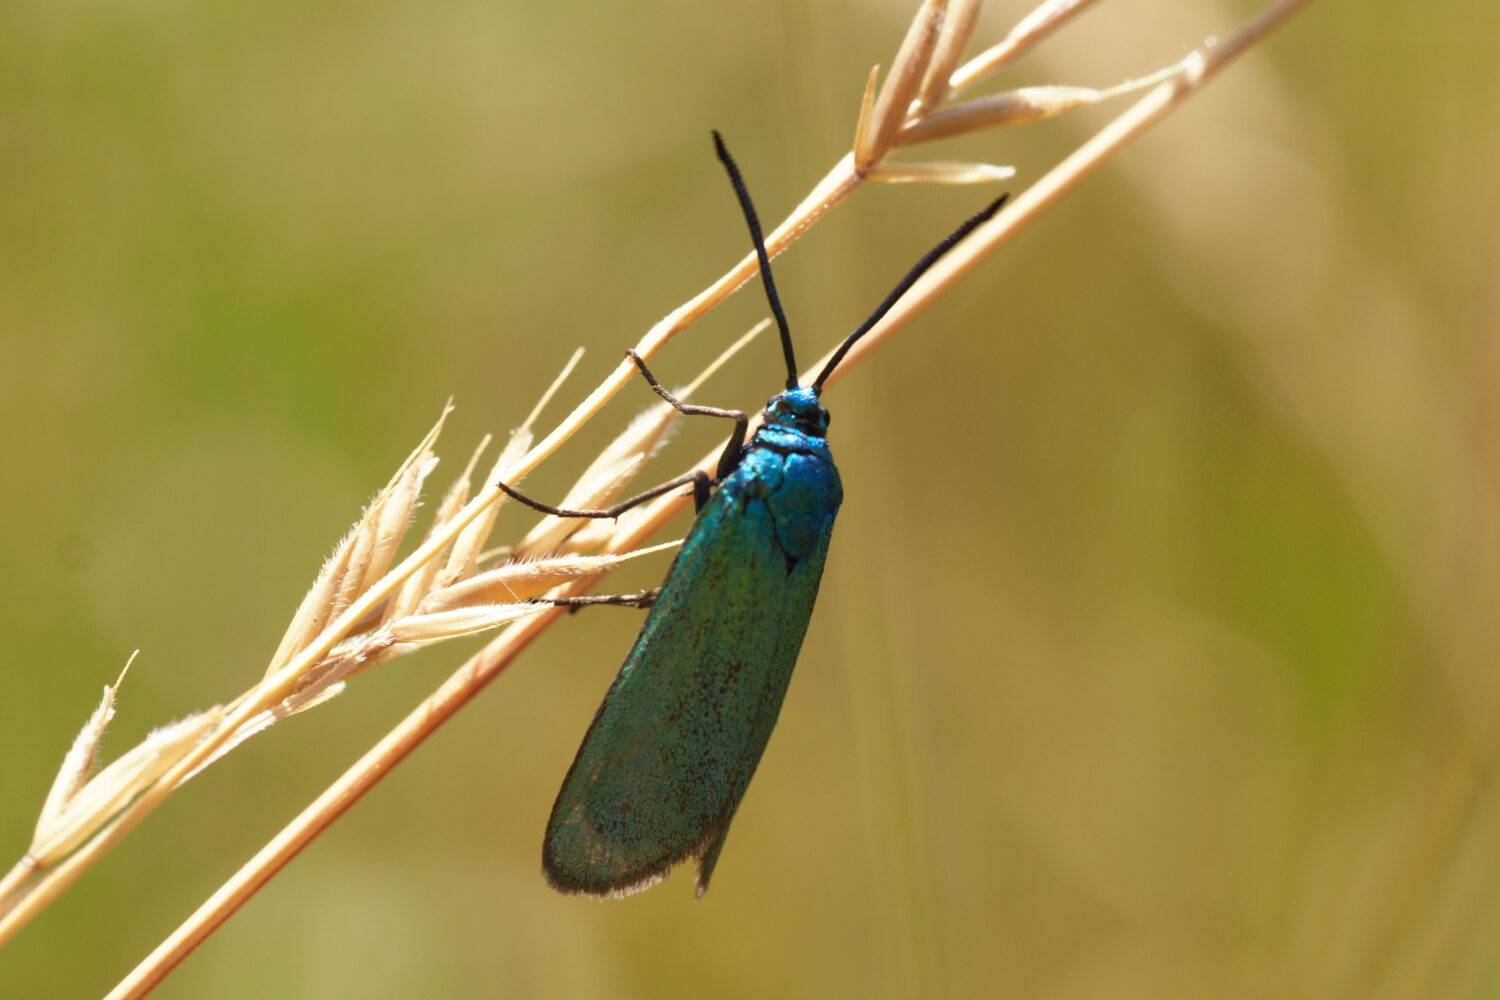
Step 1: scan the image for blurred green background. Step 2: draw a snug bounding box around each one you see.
[2,0,1496,996]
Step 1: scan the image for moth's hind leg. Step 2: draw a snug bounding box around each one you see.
[537,587,662,613]
[496,470,711,519]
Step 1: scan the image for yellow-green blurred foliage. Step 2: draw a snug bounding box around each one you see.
[2,0,1496,997]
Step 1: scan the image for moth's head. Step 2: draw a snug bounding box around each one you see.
[765,385,830,437]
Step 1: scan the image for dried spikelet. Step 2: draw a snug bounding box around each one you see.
[235,357,590,727]
[443,427,531,583]
[901,64,1192,147]
[387,603,550,645]
[256,372,594,702]
[29,710,223,867]
[353,453,439,598]
[264,521,359,679]
[271,634,396,723]
[181,713,278,781]
[424,540,681,611]
[332,414,446,617]
[35,656,134,839]
[900,86,1102,145]
[859,0,948,170]
[867,160,1016,184]
[913,0,982,114]
[264,408,451,678]
[387,434,493,625]
[441,349,584,579]
[275,679,347,718]
[182,677,354,780]
[949,0,1103,94]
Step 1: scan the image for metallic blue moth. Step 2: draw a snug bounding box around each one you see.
[500,133,1004,898]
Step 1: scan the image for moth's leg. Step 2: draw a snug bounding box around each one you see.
[497,470,703,520]
[626,350,748,481]
[690,471,711,512]
[537,587,662,611]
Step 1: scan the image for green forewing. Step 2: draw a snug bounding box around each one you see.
[543,439,840,898]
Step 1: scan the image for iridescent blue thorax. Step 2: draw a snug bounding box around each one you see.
[747,385,832,460]
[707,385,840,566]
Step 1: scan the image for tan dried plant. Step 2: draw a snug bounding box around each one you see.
[0,0,1317,994]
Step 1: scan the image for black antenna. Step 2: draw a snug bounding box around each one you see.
[712,131,799,391]
[813,194,1009,392]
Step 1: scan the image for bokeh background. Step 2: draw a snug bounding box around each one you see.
[2,0,1496,996]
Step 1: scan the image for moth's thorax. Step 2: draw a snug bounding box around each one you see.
[752,386,831,457]
[723,386,843,562]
